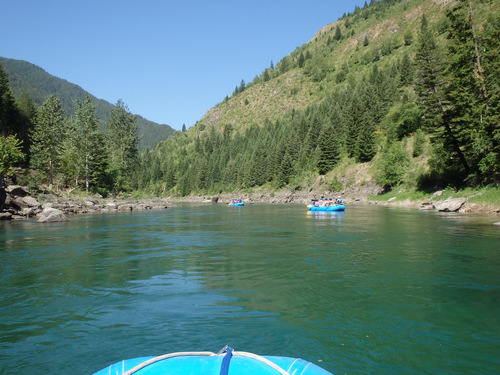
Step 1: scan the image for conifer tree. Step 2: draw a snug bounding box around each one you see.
[355,113,377,162]
[30,95,65,185]
[0,64,26,144]
[16,92,37,155]
[344,91,362,158]
[399,52,414,86]
[317,125,341,174]
[415,13,471,180]
[74,95,107,192]
[334,25,342,41]
[61,117,84,187]
[107,99,138,191]
[277,152,293,187]
[444,0,499,182]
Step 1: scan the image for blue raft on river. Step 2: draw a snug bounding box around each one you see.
[307,204,345,212]
[307,198,345,212]
[228,199,244,207]
[93,347,333,375]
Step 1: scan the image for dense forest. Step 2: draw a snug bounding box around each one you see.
[1,0,499,198]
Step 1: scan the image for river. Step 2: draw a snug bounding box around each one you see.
[1,203,499,374]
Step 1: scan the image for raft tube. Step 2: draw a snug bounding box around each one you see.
[92,347,333,375]
[228,202,244,206]
[307,204,345,212]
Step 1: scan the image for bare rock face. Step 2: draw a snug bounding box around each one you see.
[37,207,68,223]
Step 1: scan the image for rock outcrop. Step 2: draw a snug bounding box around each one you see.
[0,182,42,220]
[0,182,169,221]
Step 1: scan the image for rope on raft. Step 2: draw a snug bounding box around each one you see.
[121,348,292,375]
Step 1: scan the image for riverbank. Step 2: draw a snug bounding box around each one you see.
[0,183,169,221]
[2,180,499,221]
[172,184,500,216]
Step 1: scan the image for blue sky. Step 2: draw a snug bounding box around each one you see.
[1,1,366,130]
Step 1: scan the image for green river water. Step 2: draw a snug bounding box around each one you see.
[1,203,499,374]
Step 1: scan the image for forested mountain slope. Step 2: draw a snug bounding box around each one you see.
[133,0,499,197]
[0,57,175,151]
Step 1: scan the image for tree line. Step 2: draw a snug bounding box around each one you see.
[1,65,139,195]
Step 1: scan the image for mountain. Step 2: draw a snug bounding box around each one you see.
[196,0,493,133]
[133,0,499,196]
[0,57,175,151]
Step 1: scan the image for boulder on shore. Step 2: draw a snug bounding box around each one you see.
[37,207,68,223]
[434,197,467,212]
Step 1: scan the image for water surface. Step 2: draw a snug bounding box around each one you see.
[1,203,499,374]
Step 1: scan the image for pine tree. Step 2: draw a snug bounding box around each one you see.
[355,113,377,163]
[399,52,414,86]
[30,95,65,185]
[61,117,84,187]
[107,99,138,191]
[334,25,342,41]
[74,95,107,192]
[415,13,471,180]
[16,92,37,156]
[444,0,499,183]
[317,125,341,174]
[481,13,500,182]
[277,152,293,187]
[344,91,362,158]
[0,64,23,140]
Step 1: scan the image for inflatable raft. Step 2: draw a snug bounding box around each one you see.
[307,204,345,212]
[228,202,244,207]
[93,347,333,375]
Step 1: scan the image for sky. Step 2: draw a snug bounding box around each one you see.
[1,1,367,131]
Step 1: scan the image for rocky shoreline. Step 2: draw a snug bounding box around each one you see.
[174,185,500,216]
[1,178,499,223]
[0,181,169,222]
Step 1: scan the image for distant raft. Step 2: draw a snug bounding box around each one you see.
[92,347,333,375]
[228,199,244,206]
[307,204,345,212]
